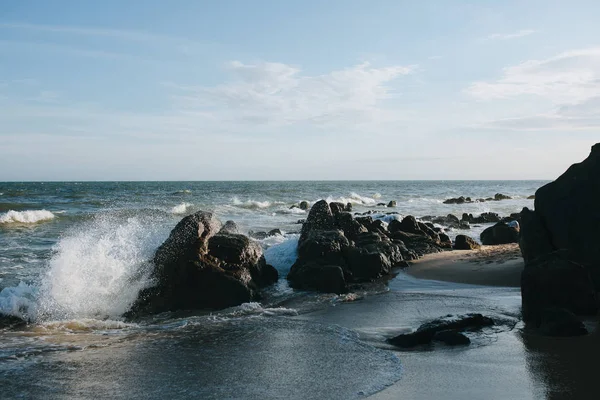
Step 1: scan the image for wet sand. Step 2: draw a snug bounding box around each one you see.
[405,244,524,287]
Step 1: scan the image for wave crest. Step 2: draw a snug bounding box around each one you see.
[0,210,56,224]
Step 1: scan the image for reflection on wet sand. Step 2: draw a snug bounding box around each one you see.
[522,323,600,400]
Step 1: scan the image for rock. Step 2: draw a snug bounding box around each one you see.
[439,232,452,248]
[268,228,283,237]
[127,211,278,316]
[480,222,519,245]
[299,201,309,210]
[433,330,471,346]
[387,314,493,348]
[521,250,598,323]
[494,193,512,201]
[454,235,481,250]
[443,196,466,205]
[345,203,353,212]
[377,202,386,206]
[530,143,600,287]
[519,208,554,264]
[388,230,442,257]
[335,212,368,240]
[527,195,536,200]
[537,308,588,337]
[296,219,306,224]
[287,262,347,294]
[219,220,239,234]
[0,313,27,330]
[387,200,397,207]
[329,202,346,215]
[397,216,422,235]
[300,200,335,243]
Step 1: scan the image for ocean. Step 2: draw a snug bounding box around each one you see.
[0,181,551,399]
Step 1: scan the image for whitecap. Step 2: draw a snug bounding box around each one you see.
[0,281,38,320]
[170,202,193,214]
[231,197,272,209]
[0,209,56,224]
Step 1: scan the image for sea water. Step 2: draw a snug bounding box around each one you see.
[0,181,546,399]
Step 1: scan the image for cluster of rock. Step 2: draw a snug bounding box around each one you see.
[443,193,513,204]
[287,201,445,294]
[127,212,278,317]
[387,314,494,347]
[518,143,600,336]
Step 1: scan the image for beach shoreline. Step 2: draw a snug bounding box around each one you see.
[404,244,524,288]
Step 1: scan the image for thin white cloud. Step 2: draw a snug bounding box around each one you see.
[466,47,600,130]
[485,29,536,40]
[168,61,416,129]
[466,47,600,102]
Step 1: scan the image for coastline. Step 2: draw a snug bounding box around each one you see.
[404,244,524,287]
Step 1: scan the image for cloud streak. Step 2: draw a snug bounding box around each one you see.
[484,29,536,40]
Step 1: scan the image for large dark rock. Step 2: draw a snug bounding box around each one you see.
[480,222,519,245]
[287,262,347,294]
[387,314,493,348]
[530,143,600,287]
[537,308,588,337]
[0,313,27,330]
[300,200,335,243]
[519,208,554,264]
[521,250,598,323]
[454,235,480,250]
[127,212,278,316]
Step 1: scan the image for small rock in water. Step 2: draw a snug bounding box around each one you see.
[433,330,471,346]
[387,200,397,207]
[453,235,480,250]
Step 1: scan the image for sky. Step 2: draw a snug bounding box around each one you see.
[1,0,599,181]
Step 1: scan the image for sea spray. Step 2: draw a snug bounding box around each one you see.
[35,213,169,320]
[171,202,193,214]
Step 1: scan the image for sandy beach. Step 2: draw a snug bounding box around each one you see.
[405,244,524,287]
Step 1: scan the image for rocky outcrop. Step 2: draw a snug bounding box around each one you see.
[287,201,441,293]
[443,194,512,204]
[480,222,519,245]
[454,235,481,250]
[387,314,494,348]
[127,211,278,316]
[0,313,26,330]
[462,212,501,224]
[519,144,600,290]
[521,250,597,324]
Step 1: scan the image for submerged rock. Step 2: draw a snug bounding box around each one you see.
[127,211,278,316]
[387,314,493,348]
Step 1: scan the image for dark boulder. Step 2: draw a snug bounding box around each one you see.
[480,222,519,245]
[433,330,471,346]
[454,235,481,250]
[299,201,309,210]
[0,313,27,330]
[268,228,283,237]
[537,308,588,337]
[329,202,346,215]
[443,196,467,205]
[521,250,598,323]
[127,211,278,316]
[397,216,422,235]
[219,220,240,234]
[388,314,493,348]
[387,200,397,207]
[494,193,512,201]
[439,232,452,248]
[335,212,368,240]
[345,202,353,212]
[388,230,442,257]
[287,262,347,294]
[300,200,335,243]
[519,207,554,264]
[531,143,600,287]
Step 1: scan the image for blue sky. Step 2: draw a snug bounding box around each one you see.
[1,0,599,180]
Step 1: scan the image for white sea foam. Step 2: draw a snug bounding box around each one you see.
[373,193,382,199]
[221,302,298,317]
[264,234,299,275]
[0,209,56,224]
[232,197,273,209]
[170,202,193,214]
[0,282,38,320]
[324,192,378,206]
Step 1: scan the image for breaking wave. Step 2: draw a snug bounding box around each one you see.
[0,210,56,224]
